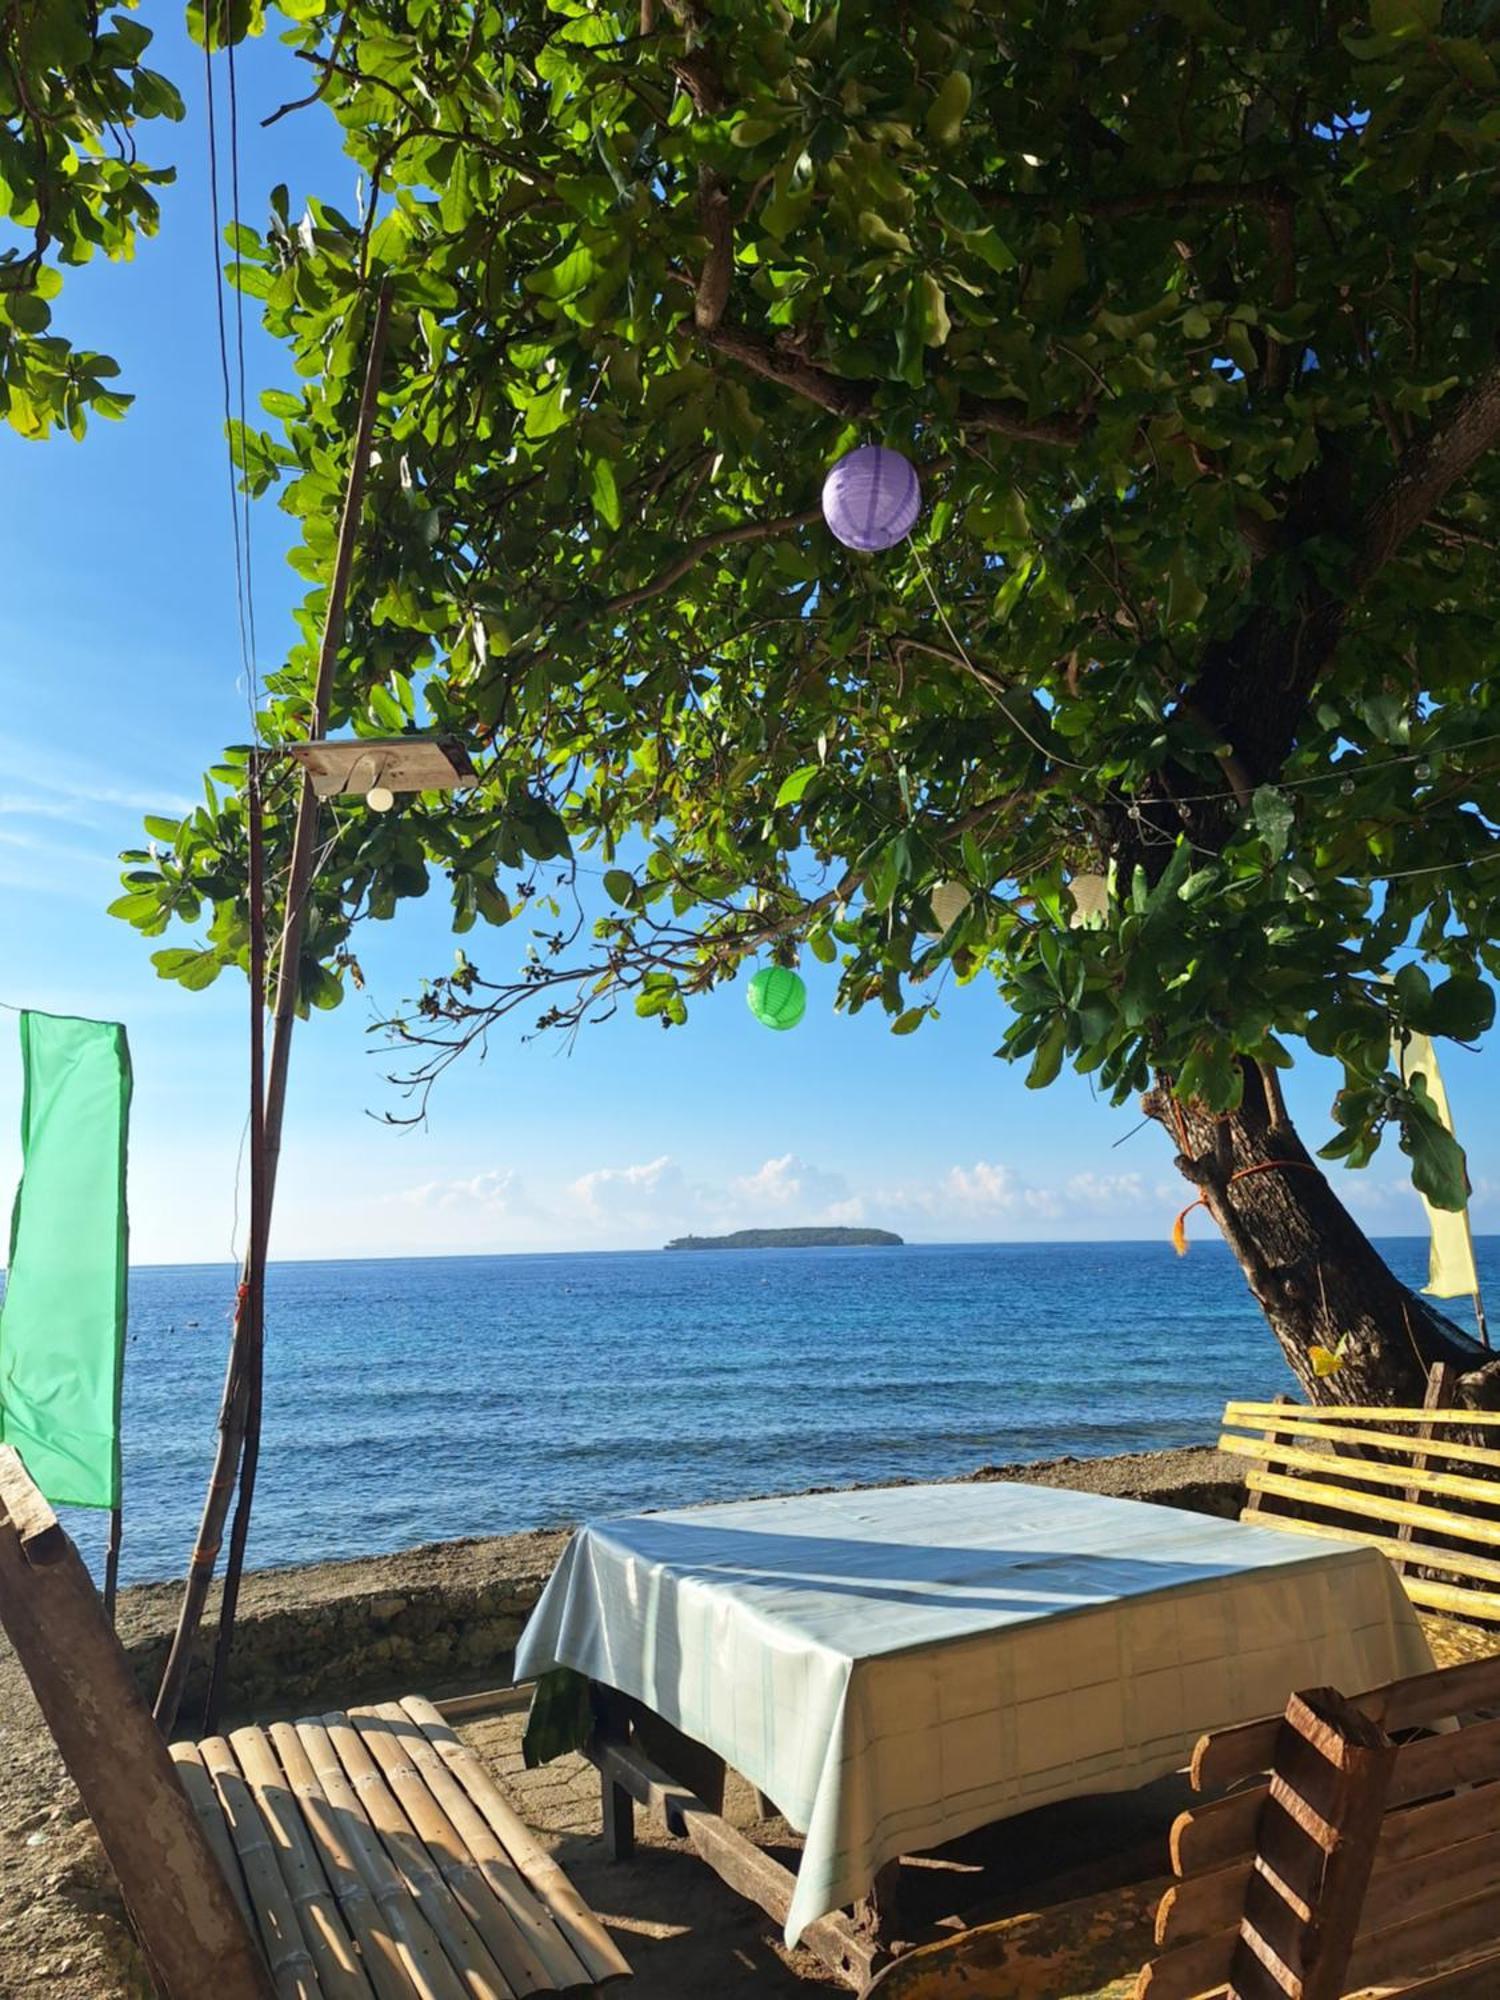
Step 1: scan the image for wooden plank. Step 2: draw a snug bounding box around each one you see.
[356,1702,595,1994]
[295,1718,473,2000]
[1391,1713,1500,1803]
[1134,1922,1236,2000]
[1344,1887,1500,1993]
[402,1696,631,1988]
[592,1735,879,1992]
[433,1687,533,1722]
[1160,1776,1500,1947]
[1225,1402,1500,1428]
[1401,1573,1500,1621]
[1356,1823,1500,1939]
[0,1471,274,2000]
[0,1446,66,1564]
[350,1706,557,1997]
[1230,1689,1395,2000]
[1172,1787,1266,1878]
[1191,1654,1500,1797]
[1362,1949,1500,2000]
[1221,1432,1500,1513]
[1240,1469,1500,1552]
[230,1725,375,2000]
[267,1722,415,2000]
[201,1736,319,2000]
[322,1714,515,2000]
[1242,1394,1294,1524]
[170,1741,257,1934]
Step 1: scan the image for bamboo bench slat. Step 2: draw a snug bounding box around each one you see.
[348,1707,549,1998]
[1225,1401,1500,1429]
[267,1722,417,2000]
[174,1708,626,2000]
[230,1726,375,2000]
[354,1704,594,1994]
[401,1695,632,1988]
[1240,1467,1500,1552]
[1224,1413,1500,1476]
[321,1715,515,2000]
[201,1735,321,2000]
[1221,1432,1500,1512]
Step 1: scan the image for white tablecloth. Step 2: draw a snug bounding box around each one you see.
[515,1482,1431,1946]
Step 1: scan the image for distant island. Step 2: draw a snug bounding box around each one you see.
[664,1227,904,1251]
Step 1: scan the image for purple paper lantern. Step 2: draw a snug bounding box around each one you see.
[821,445,921,551]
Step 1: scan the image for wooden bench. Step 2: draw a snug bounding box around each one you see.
[867,1653,1500,1999]
[1218,1372,1500,1624]
[0,1446,629,2000]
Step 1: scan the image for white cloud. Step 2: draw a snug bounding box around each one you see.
[728,1153,853,1218]
[1064,1170,1147,1208]
[567,1154,681,1225]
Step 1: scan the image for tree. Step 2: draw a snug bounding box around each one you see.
[116,0,1500,1408]
[1,0,184,439]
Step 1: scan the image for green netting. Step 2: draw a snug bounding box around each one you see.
[0,1012,132,1509]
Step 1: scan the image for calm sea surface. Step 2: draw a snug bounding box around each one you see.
[51,1237,1498,1587]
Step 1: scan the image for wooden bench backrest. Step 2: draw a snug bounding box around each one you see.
[0,1446,274,2000]
[1218,1382,1500,1626]
[1137,1654,1500,2000]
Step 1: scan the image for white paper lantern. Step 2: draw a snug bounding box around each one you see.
[1067,873,1108,928]
[821,445,921,551]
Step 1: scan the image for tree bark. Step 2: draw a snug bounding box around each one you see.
[1143,1062,1499,1409]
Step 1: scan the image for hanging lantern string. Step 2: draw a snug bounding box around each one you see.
[1171,1159,1325,1255]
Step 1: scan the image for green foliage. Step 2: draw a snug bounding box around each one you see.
[113,1,1500,1206]
[1,1,182,438]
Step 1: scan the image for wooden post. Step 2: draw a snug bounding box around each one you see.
[102,1503,122,1624]
[1243,1393,1295,1522]
[1396,1361,1458,1577]
[1230,1686,1395,2000]
[154,284,393,1736]
[594,1687,636,1861]
[0,1448,273,2000]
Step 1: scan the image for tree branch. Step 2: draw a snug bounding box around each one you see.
[1358,357,1500,581]
[605,506,823,615]
[699,322,1086,446]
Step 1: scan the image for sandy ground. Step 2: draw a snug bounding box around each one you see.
[2,1449,1493,1999]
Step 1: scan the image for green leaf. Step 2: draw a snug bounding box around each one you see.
[589,457,622,531]
[1397,1078,1470,1212]
[775,765,820,807]
[603,868,635,905]
[1026,1016,1067,1089]
[926,71,972,146]
[1371,0,1441,32]
[1252,786,1295,860]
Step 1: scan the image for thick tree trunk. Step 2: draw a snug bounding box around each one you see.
[1144,1061,1500,1410]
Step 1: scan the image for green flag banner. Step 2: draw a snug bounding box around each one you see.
[0,1012,132,1509]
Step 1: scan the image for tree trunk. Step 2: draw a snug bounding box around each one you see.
[1144,1061,1499,1410]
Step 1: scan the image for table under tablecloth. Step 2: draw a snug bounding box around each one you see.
[514,1481,1431,1946]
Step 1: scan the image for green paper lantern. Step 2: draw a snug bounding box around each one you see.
[747,965,806,1031]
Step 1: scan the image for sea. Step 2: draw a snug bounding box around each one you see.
[48,1236,1499,1589]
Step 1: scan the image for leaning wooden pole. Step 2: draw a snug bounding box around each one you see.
[154,283,393,1735]
[203,753,267,1733]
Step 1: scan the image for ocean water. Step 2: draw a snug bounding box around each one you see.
[50,1236,1498,1588]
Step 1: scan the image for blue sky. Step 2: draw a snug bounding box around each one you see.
[1,11,1495,1266]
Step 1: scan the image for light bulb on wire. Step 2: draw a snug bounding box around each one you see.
[366,785,395,813]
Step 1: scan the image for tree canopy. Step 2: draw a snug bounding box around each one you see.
[105,0,1500,1225]
[1,0,183,439]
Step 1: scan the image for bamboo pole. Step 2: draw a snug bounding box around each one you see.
[154,285,393,1736]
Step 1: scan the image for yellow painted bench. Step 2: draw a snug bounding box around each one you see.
[1218,1380,1500,1624]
